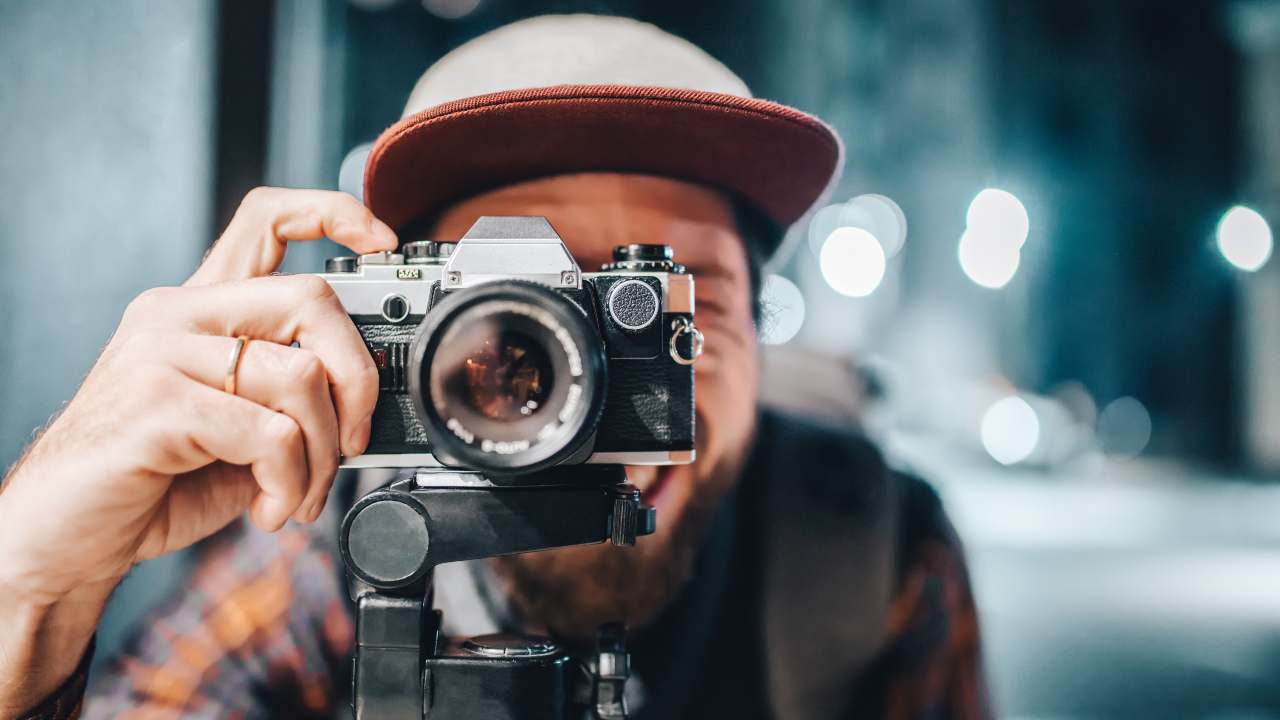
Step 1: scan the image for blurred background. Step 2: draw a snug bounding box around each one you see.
[3,0,1280,717]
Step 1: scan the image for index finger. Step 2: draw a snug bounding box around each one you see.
[187,187,398,287]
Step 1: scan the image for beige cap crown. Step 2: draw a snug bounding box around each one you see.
[403,14,752,117]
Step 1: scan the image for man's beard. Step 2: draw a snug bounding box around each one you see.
[488,448,747,649]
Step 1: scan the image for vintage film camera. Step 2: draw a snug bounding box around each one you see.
[310,217,701,719]
[318,215,701,473]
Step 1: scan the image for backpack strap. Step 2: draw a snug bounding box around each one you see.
[756,412,902,720]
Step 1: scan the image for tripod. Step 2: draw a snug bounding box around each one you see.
[339,465,655,719]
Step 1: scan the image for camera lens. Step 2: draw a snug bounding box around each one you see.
[458,331,554,422]
[408,280,607,472]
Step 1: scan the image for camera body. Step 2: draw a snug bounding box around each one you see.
[312,216,698,474]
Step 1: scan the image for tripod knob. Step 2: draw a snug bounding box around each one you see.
[341,491,431,590]
[608,485,657,546]
[462,634,561,658]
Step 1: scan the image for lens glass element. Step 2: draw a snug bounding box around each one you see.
[461,331,554,422]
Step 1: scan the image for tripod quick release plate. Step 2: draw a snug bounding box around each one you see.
[340,466,656,594]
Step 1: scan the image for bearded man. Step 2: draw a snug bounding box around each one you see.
[0,15,987,720]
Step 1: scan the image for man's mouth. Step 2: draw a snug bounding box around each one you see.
[628,465,676,508]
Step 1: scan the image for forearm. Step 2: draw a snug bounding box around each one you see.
[0,576,112,716]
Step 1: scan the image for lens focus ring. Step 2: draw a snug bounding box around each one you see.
[407,280,608,473]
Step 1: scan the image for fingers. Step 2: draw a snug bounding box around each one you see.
[187,187,398,286]
[137,463,259,560]
[128,276,379,458]
[149,334,341,524]
[147,373,309,532]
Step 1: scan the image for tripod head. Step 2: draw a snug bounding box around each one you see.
[339,465,655,720]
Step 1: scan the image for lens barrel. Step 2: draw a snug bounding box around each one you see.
[408,280,607,473]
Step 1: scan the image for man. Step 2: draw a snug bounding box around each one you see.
[0,15,987,720]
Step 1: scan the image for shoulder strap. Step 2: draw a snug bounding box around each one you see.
[756,412,901,720]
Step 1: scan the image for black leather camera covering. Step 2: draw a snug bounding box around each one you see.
[356,319,432,454]
[594,310,694,452]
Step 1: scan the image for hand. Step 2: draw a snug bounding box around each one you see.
[0,187,396,713]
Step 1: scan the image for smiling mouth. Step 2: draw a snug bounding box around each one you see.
[633,465,676,507]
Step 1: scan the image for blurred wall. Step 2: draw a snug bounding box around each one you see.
[1235,0,1280,472]
[0,0,217,662]
[994,0,1242,461]
[268,0,353,275]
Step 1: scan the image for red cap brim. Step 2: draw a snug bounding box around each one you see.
[364,84,842,253]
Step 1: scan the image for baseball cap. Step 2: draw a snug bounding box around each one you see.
[363,14,844,263]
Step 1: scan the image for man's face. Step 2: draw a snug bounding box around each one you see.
[431,173,760,644]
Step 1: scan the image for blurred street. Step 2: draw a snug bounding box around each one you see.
[899,438,1280,718]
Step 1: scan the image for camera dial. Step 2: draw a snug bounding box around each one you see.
[403,240,455,264]
[325,256,358,273]
[606,279,661,331]
[602,244,685,274]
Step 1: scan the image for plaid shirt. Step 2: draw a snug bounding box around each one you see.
[21,474,988,720]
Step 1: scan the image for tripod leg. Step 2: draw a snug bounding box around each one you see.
[353,591,437,720]
[592,623,630,720]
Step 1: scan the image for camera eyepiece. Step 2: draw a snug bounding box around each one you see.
[408,280,607,473]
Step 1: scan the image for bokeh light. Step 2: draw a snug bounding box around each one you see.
[851,194,908,258]
[967,188,1030,249]
[958,230,1021,289]
[1097,396,1152,459]
[807,194,907,259]
[819,226,887,297]
[981,395,1041,465]
[959,188,1029,288]
[807,201,874,256]
[422,0,483,19]
[1216,205,1273,271]
[758,274,806,345]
